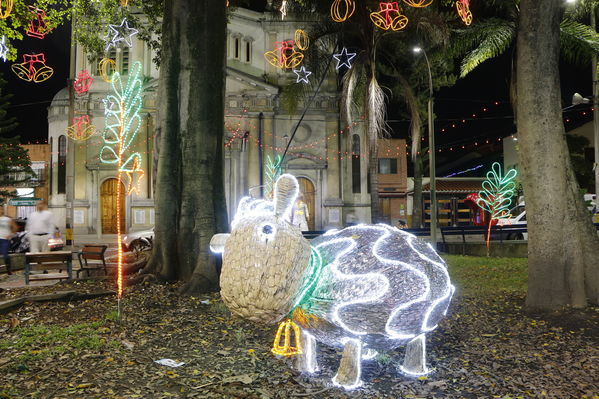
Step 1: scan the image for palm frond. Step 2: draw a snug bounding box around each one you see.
[458,18,516,77]
[559,19,599,67]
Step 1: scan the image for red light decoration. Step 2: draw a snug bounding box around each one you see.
[74,70,93,95]
[456,0,472,26]
[66,115,97,141]
[26,7,52,39]
[402,0,432,7]
[11,53,54,83]
[370,2,409,31]
[264,40,304,69]
[0,0,13,19]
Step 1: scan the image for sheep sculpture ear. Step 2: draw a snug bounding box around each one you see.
[274,174,299,221]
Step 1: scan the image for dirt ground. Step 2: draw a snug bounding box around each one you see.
[0,279,598,399]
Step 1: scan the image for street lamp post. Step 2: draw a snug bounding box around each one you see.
[414,47,437,248]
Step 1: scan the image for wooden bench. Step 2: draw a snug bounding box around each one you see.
[77,245,108,278]
[25,251,73,285]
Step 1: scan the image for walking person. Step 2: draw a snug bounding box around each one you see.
[0,207,15,274]
[26,201,55,253]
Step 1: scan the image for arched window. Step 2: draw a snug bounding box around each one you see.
[49,137,53,194]
[58,135,66,194]
[352,134,361,194]
[234,37,241,60]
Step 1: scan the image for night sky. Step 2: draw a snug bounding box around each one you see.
[0,6,594,176]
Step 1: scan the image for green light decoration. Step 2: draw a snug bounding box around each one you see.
[264,154,283,199]
[477,162,517,254]
[99,60,144,314]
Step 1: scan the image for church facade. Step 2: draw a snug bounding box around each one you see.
[47,8,406,235]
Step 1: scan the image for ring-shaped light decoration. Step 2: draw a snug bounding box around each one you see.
[402,0,432,7]
[294,29,309,51]
[456,0,472,26]
[370,2,409,31]
[330,0,355,22]
[66,115,97,141]
[11,53,54,83]
[0,0,14,19]
[99,58,117,82]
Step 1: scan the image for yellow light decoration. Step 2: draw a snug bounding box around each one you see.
[0,0,13,19]
[11,53,54,83]
[120,0,129,5]
[264,40,304,69]
[402,0,432,7]
[124,156,144,195]
[330,0,355,22]
[294,29,309,51]
[99,58,117,83]
[272,319,303,357]
[66,115,97,141]
[370,2,409,31]
[456,0,472,26]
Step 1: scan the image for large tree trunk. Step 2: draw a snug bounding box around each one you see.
[412,152,424,228]
[517,0,599,310]
[145,0,228,294]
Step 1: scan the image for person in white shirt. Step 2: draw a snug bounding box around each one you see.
[26,201,56,253]
[0,207,15,274]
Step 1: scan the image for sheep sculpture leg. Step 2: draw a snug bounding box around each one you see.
[400,334,429,376]
[295,330,318,374]
[332,338,362,389]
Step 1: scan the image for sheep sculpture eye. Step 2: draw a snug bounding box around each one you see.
[258,223,277,242]
[262,225,273,235]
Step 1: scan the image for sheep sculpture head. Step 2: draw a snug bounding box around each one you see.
[210,174,455,389]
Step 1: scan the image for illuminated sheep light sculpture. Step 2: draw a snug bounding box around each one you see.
[210,174,455,389]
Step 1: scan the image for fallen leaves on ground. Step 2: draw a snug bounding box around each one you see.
[0,280,597,398]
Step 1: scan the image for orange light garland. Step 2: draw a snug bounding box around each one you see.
[0,0,13,19]
[402,0,432,7]
[456,0,472,25]
[330,0,355,22]
[11,53,54,83]
[370,2,409,31]
[264,40,304,69]
[66,115,97,141]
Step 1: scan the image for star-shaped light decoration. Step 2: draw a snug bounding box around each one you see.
[0,36,8,62]
[333,47,357,70]
[124,157,145,195]
[104,18,139,51]
[102,98,116,117]
[293,66,312,84]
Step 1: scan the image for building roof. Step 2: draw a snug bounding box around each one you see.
[422,178,484,193]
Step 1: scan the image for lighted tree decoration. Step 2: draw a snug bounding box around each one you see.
[477,162,517,254]
[264,154,282,199]
[100,61,144,316]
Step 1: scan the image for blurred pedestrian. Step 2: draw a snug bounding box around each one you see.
[0,207,15,274]
[26,201,55,253]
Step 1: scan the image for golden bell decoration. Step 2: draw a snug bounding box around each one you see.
[272,319,303,357]
[403,0,432,7]
[0,0,13,19]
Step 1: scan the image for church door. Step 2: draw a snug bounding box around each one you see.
[297,177,315,231]
[101,178,125,234]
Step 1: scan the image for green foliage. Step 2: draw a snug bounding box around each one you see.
[263,154,282,199]
[0,321,118,370]
[0,75,33,205]
[559,19,599,68]
[443,255,528,295]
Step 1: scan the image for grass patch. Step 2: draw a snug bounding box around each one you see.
[0,321,118,370]
[442,255,527,296]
